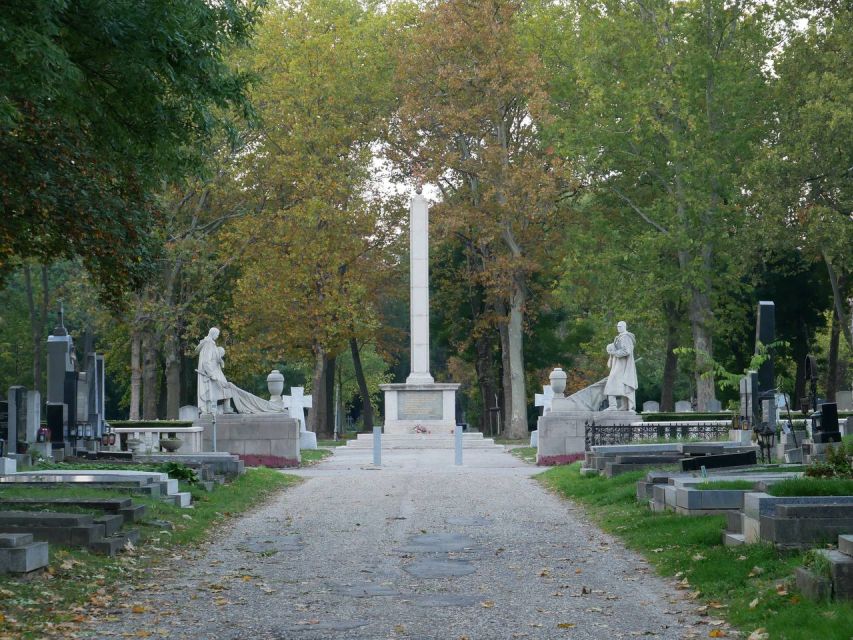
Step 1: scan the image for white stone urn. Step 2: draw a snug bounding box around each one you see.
[549,367,567,397]
[267,369,285,398]
[126,438,144,454]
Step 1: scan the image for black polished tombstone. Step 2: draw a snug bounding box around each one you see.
[811,402,841,444]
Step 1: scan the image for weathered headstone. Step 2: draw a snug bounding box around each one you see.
[6,387,26,452]
[739,372,758,425]
[706,398,722,412]
[287,387,317,450]
[675,400,693,413]
[642,400,660,413]
[837,390,853,412]
[534,385,554,415]
[179,405,199,421]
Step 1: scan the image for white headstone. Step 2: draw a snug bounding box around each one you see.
[674,400,693,413]
[642,400,660,413]
[836,390,853,411]
[534,385,554,415]
[25,390,41,442]
[706,398,723,412]
[179,405,199,421]
[286,387,317,450]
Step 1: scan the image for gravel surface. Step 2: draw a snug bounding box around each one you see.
[81,447,708,639]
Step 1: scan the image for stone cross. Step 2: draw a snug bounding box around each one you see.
[534,385,554,415]
[287,387,313,433]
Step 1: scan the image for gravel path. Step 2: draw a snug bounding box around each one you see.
[81,447,707,639]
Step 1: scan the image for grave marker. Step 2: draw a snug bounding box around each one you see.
[534,385,554,415]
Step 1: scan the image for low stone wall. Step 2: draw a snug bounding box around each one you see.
[195,414,300,468]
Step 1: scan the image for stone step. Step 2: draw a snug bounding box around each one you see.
[118,504,148,524]
[0,511,93,528]
[726,511,743,534]
[0,540,49,573]
[722,532,745,547]
[0,498,133,511]
[94,514,125,537]
[90,529,140,556]
[0,523,106,546]
[0,533,34,548]
[840,534,853,558]
[344,434,503,450]
[163,492,192,508]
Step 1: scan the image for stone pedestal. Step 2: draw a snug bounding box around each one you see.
[380,383,459,435]
[29,442,52,460]
[537,404,637,465]
[0,457,16,475]
[300,431,318,450]
[196,413,300,467]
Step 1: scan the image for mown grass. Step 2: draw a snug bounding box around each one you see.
[0,467,299,639]
[300,448,334,465]
[540,463,853,640]
[316,439,348,447]
[508,446,537,464]
[767,477,853,497]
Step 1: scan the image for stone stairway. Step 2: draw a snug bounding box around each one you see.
[343,432,504,450]
[0,510,140,556]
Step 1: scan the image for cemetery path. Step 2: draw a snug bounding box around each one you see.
[80,448,706,640]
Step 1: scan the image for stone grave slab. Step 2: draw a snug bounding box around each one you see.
[403,558,476,578]
[398,533,476,553]
[680,450,757,471]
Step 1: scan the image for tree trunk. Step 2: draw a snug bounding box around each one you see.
[506,282,528,439]
[823,253,852,348]
[322,354,336,439]
[130,331,142,420]
[474,331,498,434]
[24,265,46,394]
[164,330,181,419]
[660,301,680,412]
[308,344,325,434]
[141,330,159,419]
[826,309,841,401]
[689,287,716,411]
[350,338,374,430]
[497,309,512,437]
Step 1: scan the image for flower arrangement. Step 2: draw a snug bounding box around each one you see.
[413,424,430,435]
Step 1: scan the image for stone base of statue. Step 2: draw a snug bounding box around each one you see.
[380,382,460,435]
[537,397,637,465]
[196,413,300,467]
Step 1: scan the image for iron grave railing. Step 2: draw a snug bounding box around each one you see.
[584,421,733,450]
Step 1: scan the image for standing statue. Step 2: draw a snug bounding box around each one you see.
[195,328,232,415]
[604,321,638,411]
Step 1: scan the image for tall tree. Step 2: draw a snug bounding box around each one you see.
[0,0,264,304]
[226,0,403,437]
[534,0,776,409]
[392,0,565,438]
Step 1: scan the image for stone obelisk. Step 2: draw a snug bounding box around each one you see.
[380,191,458,435]
[407,191,434,384]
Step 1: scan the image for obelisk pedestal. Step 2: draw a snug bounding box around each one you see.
[381,192,458,435]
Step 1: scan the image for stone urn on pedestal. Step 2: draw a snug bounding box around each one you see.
[550,367,567,398]
[267,370,285,407]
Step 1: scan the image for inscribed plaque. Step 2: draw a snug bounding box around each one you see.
[398,391,443,420]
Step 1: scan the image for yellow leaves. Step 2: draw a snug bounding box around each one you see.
[481,600,495,608]
[748,597,760,609]
[747,629,769,640]
[214,597,230,607]
[557,622,576,629]
[747,566,764,578]
[539,568,551,577]
[394,624,406,634]
[708,630,726,638]
[131,605,147,614]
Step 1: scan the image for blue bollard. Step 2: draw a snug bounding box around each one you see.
[373,426,381,466]
[455,425,463,465]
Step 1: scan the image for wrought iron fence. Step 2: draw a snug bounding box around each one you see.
[585,422,732,450]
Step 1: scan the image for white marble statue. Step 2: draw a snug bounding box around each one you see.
[195,328,285,415]
[604,321,638,411]
[195,328,232,415]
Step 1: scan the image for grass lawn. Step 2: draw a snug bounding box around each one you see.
[316,439,348,447]
[0,467,299,639]
[301,448,334,465]
[509,446,537,464]
[540,463,853,640]
[695,480,757,491]
[766,477,853,497]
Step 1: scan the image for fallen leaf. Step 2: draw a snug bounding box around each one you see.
[481,600,495,608]
[539,569,551,577]
[747,629,769,640]
[747,566,764,578]
[748,598,759,609]
[775,584,788,596]
[557,622,575,629]
[394,624,406,633]
[692,554,707,561]
[131,605,147,614]
[708,630,726,638]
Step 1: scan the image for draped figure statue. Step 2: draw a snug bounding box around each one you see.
[604,321,638,411]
